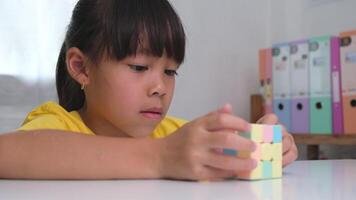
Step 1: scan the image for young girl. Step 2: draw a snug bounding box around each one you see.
[0,0,297,180]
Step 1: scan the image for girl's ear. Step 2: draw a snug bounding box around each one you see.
[66,47,90,87]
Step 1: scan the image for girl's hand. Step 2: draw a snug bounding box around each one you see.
[157,104,257,181]
[257,114,298,167]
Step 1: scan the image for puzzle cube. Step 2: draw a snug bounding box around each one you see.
[223,124,282,180]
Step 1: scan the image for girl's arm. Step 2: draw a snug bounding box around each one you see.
[0,105,257,180]
[0,130,162,179]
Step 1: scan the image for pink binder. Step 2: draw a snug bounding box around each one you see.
[331,37,344,134]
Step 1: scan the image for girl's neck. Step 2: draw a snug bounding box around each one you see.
[78,105,128,138]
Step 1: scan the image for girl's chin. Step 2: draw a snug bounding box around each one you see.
[126,126,157,138]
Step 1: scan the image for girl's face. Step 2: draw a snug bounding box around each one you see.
[82,52,178,138]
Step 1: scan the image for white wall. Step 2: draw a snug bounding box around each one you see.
[0,0,76,133]
[269,0,356,43]
[169,0,356,122]
[168,0,270,121]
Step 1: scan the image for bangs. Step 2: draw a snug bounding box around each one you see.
[96,0,185,64]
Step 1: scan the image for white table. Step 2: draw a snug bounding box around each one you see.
[1,160,355,200]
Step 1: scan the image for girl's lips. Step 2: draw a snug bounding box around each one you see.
[140,111,162,120]
[140,108,163,120]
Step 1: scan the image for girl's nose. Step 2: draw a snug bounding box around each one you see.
[148,76,166,97]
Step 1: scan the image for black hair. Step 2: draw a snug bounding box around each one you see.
[56,0,186,111]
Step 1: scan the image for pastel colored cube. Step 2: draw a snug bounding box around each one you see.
[272,160,282,177]
[237,150,250,158]
[262,161,273,178]
[251,124,264,143]
[271,143,282,161]
[263,125,274,143]
[238,161,263,180]
[223,124,283,180]
[223,149,238,156]
[273,126,283,143]
[261,143,273,161]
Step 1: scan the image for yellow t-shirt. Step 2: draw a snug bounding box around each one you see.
[19,101,188,138]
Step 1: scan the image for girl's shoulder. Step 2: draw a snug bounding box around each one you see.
[18,101,94,135]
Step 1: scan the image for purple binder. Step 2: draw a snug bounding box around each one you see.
[290,40,309,133]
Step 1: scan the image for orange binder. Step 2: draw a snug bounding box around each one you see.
[340,30,356,134]
[259,49,267,107]
[259,49,273,114]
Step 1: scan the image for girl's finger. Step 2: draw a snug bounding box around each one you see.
[203,150,257,171]
[256,113,279,124]
[216,103,233,114]
[282,147,298,167]
[204,112,250,132]
[282,133,293,154]
[204,131,256,152]
[199,166,237,181]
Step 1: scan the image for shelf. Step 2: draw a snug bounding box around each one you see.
[293,134,356,145]
[250,94,356,160]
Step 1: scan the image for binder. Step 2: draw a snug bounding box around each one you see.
[289,40,310,134]
[265,48,273,114]
[331,37,344,134]
[272,44,291,131]
[340,30,356,134]
[308,36,333,134]
[259,49,267,114]
[259,48,273,115]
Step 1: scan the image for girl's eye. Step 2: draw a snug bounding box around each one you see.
[165,69,178,76]
[129,64,148,72]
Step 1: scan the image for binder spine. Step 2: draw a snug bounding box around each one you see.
[272,44,291,131]
[331,37,344,134]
